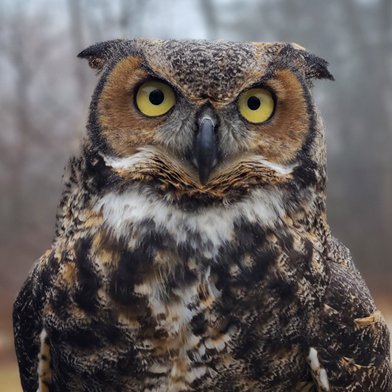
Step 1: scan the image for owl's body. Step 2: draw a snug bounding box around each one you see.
[14,39,391,391]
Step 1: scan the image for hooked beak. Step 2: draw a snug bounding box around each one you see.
[194,115,218,185]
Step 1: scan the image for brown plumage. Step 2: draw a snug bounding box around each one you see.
[14,39,391,391]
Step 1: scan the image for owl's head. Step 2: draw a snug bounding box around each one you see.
[79,39,333,205]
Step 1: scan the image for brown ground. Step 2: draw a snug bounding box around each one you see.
[1,290,391,391]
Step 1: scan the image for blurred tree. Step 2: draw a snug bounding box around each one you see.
[68,0,88,101]
[200,0,219,39]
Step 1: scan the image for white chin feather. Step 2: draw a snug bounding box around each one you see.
[100,148,155,170]
[255,156,297,175]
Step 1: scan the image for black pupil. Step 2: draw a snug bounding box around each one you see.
[247,96,261,110]
[149,89,164,105]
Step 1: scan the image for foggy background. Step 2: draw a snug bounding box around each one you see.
[0,0,391,389]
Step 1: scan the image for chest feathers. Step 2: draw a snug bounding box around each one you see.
[47,185,326,390]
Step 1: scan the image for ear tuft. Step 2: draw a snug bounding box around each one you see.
[77,39,127,73]
[301,51,335,81]
[287,43,335,82]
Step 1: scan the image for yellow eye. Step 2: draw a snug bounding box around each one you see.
[135,81,175,117]
[238,88,275,124]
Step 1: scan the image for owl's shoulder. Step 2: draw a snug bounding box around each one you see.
[310,236,392,390]
[324,236,375,315]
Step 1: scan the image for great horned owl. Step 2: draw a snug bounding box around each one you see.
[13,39,391,392]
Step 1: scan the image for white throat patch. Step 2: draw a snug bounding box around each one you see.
[94,186,286,258]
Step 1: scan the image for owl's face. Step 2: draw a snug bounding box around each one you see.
[79,39,333,203]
